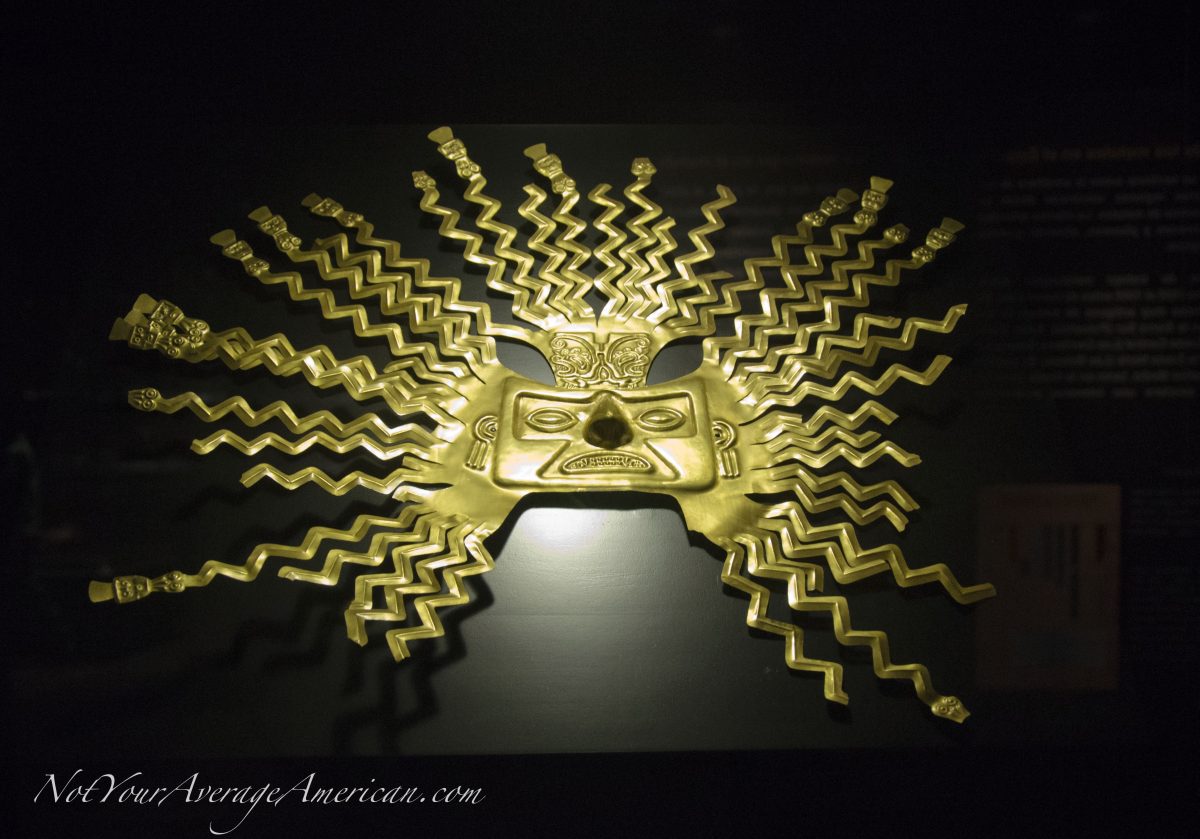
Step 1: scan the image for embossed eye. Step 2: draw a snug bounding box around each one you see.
[636,408,685,431]
[527,407,578,432]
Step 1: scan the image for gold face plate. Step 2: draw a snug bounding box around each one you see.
[495,377,716,491]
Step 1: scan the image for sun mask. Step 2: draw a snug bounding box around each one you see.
[94,127,994,723]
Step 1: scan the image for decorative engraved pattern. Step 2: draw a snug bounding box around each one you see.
[109,295,210,359]
[94,126,995,724]
[562,453,652,473]
[548,333,651,388]
[466,415,498,471]
[712,420,739,478]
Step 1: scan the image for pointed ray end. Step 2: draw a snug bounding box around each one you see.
[239,466,266,487]
[132,293,158,313]
[965,582,999,602]
[428,126,454,144]
[209,229,237,247]
[301,193,323,208]
[942,217,966,233]
[247,206,273,223]
[88,580,115,603]
[952,303,969,316]
[870,176,895,192]
[523,143,548,161]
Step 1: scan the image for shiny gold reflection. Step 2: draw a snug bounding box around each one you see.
[94,128,993,722]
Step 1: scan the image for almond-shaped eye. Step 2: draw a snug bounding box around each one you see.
[527,407,578,432]
[637,407,685,431]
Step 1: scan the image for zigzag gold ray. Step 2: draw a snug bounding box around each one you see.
[100,131,991,724]
[746,515,902,590]
[215,221,467,388]
[412,171,559,334]
[728,234,898,385]
[588,184,631,312]
[384,527,494,661]
[343,512,498,662]
[737,220,964,387]
[343,508,446,644]
[546,190,597,318]
[724,180,899,378]
[751,355,953,417]
[718,535,847,703]
[761,425,882,454]
[128,390,443,446]
[763,463,919,512]
[523,142,596,318]
[346,509,451,633]
[751,400,899,440]
[427,127,567,329]
[461,174,565,329]
[765,439,920,469]
[743,529,969,721]
[241,212,475,380]
[280,504,428,585]
[516,184,592,321]
[297,229,491,379]
[427,128,568,329]
[202,329,460,425]
[612,158,666,320]
[746,305,967,402]
[379,518,483,617]
[780,478,911,531]
[629,216,680,321]
[697,186,866,374]
[240,463,432,496]
[766,501,995,605]
[109,300,458,423]
[699,204,825,367]
[303,194,523,359]
[191,429,435,462]
[724,213,874,379]
[87,510,425,604]
[647,186,739,336]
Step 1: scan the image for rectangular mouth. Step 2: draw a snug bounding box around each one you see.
[561,452,653,473]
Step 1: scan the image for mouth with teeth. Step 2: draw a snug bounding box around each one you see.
[561,452,652,473]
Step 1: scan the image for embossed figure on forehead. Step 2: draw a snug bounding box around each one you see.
[548,333,652,389]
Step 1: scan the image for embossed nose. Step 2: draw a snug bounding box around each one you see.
[584,415,632,450]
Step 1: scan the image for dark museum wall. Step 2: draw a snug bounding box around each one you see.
[4,3,1196,833]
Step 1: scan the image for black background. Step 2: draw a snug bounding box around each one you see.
[5,3,1197,834]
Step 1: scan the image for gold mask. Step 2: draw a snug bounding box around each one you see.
[94,127,994,723]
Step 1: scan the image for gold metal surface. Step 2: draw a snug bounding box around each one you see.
[94,127,994,723]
